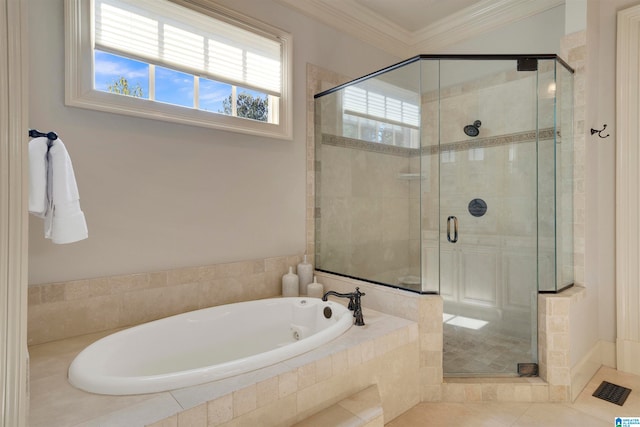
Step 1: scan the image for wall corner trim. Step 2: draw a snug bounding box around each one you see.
[615,3,640,377]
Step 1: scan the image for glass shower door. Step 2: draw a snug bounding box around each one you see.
[438,59,539,376]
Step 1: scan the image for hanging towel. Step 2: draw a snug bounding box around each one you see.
[28,137,88,244]
[28,137,49,216]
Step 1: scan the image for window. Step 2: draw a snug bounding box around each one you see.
[65,0,292,139]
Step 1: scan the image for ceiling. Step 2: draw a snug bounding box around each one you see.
[274,0,564,57]
[353,0,483,32]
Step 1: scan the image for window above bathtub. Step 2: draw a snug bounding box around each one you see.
[65,0,293,139]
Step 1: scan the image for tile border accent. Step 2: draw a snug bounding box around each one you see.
[432,127,558,154]
[321,133,419,157]
[321,127,558,159]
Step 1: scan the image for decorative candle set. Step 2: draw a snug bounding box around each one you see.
[282,254,323,298]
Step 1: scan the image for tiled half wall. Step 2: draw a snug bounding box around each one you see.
[27,254,304,346]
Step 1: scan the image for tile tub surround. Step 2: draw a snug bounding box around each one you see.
[28,254,304,346]
[316,272,593,403]
[315,271,444,402]
[28,306,419,427]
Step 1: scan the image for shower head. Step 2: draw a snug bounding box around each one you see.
[464,120,482,137]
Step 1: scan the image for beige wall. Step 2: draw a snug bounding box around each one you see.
[566,0,640,368]
[27,0,399,285]
[590,0,640,346]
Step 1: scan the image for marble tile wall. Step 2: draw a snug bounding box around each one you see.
[420,63,563,273]
[317,143,416,282]
[314,76,421,284]
[561,31,586,287]
[314,58,574,293]
[307,64,352,260]
[27,254,303,345]
[314,271,443,402]
[422,66,543,145]
[315,268,582,403]
[538,287,589,402]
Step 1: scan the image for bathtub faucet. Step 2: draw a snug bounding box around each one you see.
[321,287,366,326]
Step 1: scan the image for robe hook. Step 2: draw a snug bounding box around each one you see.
[590,124,609,139]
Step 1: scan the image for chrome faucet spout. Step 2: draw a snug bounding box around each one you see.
[321,287,366,326]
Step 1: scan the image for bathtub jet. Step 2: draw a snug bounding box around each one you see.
[68,297,353,395]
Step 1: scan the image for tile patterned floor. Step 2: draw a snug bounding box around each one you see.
[443,318,532,375]
[387,366,640,426]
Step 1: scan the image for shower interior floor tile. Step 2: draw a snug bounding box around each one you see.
[443,319,532,375]
[387,366,640,426]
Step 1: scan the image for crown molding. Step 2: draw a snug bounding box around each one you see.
[274,0,416,57]
[411,0,564,51]
[275,0,564,56]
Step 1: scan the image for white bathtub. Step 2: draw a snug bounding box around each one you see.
[68,297,353,395]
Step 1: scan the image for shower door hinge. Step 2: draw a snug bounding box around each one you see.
[517,362,538,377]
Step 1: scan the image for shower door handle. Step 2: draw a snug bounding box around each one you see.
[447,216,458,243]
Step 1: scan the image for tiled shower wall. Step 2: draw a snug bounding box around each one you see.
[307,25,587,401]
[420,62,558,240]
[314,59,573,294]
[562,31,586,288]
[317,139,419,283]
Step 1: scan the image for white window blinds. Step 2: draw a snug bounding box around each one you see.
[343,84,420,127]
[94,0,283,95]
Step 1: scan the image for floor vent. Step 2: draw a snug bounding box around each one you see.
[592,381,632,406]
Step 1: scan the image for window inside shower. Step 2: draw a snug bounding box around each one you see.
[314,55,574,376]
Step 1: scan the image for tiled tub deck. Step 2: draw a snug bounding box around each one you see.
[28,305,420,427]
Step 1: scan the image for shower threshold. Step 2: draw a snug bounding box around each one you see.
[444,372,527,379]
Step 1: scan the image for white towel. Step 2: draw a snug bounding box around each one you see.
[28,137,49,216]
[28,137,88,244]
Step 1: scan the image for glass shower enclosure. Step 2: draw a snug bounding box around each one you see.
[314,55,574,376]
